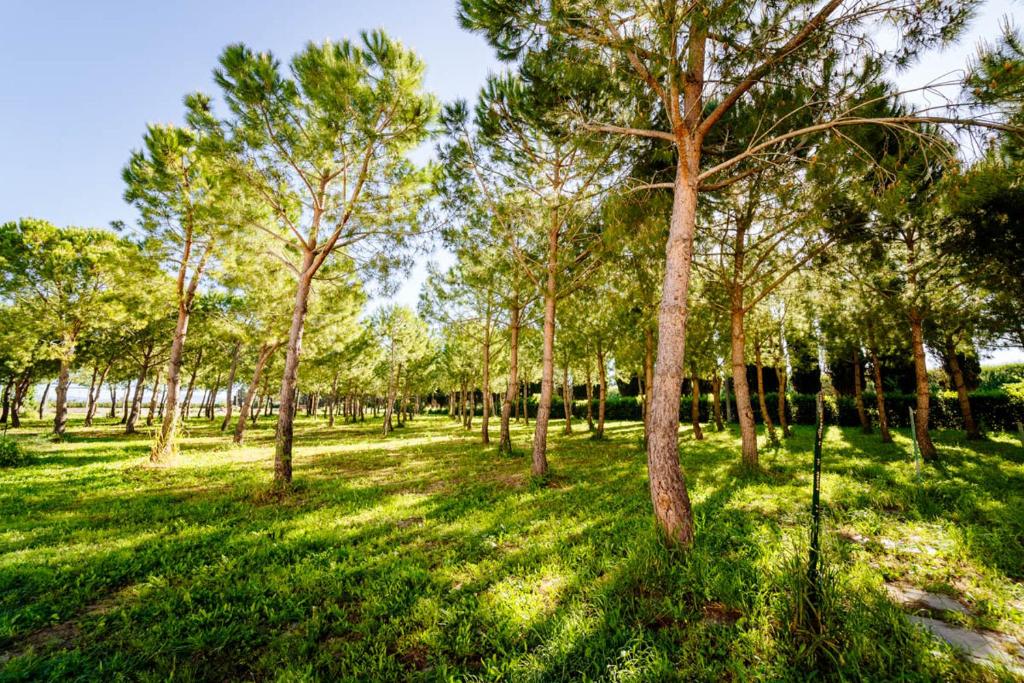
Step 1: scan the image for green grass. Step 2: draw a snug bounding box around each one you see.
[0,413,1021,681]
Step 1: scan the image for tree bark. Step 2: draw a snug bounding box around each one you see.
[645,152,699,547]
[499,303,520,454]
[731,305,758,466]
[39,381,51,421]
[754,340,778,447]
[145,369,162,427]
[84,360,111,427]
[234,343,278,444]
[108,383,117,419]
[54,369,70,434]
[0,383,9,425]
[182,349,203,420]
[531,210,558,477]
[642,328,654,443]
[711,373,724,431]
[383,361,398,436]
[596,346,606,439]
[481,310,491,445]
[910,312,938,461]
[220,341,242,432]
[852,348,871,434]
[121,381,131,424]
[126,349,152,434]
[946,337,980,439]
[585,364,594,432]
[328,370,339,428]
[561,365,573,435]
[775,366,792,438]
[868,340,892,443]
[689,371,703,440]
[274,250,316,484]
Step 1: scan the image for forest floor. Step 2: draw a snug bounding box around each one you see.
[0,413,1022,681]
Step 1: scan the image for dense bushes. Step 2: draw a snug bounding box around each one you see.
[430,389,1023,431]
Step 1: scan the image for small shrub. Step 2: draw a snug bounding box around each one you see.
[0,436,29,467]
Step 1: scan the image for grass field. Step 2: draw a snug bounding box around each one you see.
[0,413,1022,681]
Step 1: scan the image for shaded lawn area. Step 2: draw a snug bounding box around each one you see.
[0,414,1021,681]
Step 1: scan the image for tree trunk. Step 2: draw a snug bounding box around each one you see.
[121,381,131,424]
[0,383,9,425]
[522,377,529,426]
[775,366,792,438]
[383,361,398,436]
[643,327,654,444]
[83,364,99,428]
[499,304,520,454]
[39,381,51,420]
[234,343,277,444]
[596,346,606,439]
[145,369,162,427]
[531,215,558,477]
[274,251,317,484]
[196,387,209,419]
[946,337,980,439]
[328,371,339,428]
[84,360,111,427]
[645,154,698,547]
[108,383,117,419]
[182,349,203,420]
[909,313,938,461]
[711,373,724,431]
[754,340,778,447]
[689,371,703,440]
[11,371,32,428]
[852,348,871,434]
[205,372,222,420]
[218,342,241,431]
[724,376,733,424]
[53,365,70,434]
[561,365,573,435]
[152,296,195,461]
[585,365,594,432]
[731,305,757,466]
[481,314,491,445]
[126,350,152,434]
[868,341,892,443]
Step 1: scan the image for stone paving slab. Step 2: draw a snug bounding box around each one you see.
[909,615,1024,675]
[885,583,971,615]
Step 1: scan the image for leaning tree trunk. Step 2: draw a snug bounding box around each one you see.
[274,251,316,485]
[595,346,607,439]
[220,341,242,432]
[868,341,893,443]
[852,348,872,435]
[645,154,699,547]
[39,381,51,421]
[754,340,778,447]
[775,366,791,438]
[499,304,520,454]
[531,215,558,477]
[562,365,573,435]
[909,312,938,461]
[642,328,654,445]
[234,344,276,446]
[181,348,203,421]
[11,372,32,429]
[125,352,152,434]
[152,292,199,461]
[83,365,99,427]
[946,337,981,439]
[84,360,111,427]
[689,371,703,441]
[711,374,724,431]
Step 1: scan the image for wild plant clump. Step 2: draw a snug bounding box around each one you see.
[0,436,28,467]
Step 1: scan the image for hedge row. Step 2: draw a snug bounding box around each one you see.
[432,390,1024,432]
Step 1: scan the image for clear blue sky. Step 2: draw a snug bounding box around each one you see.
[2,0,1020,366]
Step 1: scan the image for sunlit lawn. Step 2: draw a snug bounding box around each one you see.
[0,413,1021,681]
